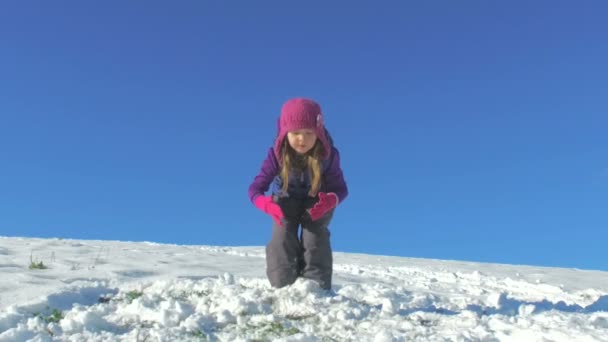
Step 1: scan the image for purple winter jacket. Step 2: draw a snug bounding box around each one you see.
[248,147,348,204]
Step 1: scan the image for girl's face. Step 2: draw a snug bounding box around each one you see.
[287,129,317,154]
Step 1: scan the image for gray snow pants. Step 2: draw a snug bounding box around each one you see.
[265,196,334,290]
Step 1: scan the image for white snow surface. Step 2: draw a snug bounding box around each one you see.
[1,236,607,341]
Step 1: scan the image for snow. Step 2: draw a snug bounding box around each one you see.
[1,236,607,341]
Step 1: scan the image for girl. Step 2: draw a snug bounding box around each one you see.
[248,98,348,290]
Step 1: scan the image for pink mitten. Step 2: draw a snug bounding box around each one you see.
[254,195,285,227]
[308,192,338,221]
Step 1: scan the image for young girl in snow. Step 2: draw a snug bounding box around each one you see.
[248,98,348,290]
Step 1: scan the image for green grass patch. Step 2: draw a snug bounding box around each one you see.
[34,308,64,324]
[246,321,301,340]
[29,252,48,270]
[126,290,143,303]
[190,329,209,340]
[29,260,47,270]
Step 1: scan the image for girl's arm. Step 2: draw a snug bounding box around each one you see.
[248,148,279,204]
[323,147,348,203]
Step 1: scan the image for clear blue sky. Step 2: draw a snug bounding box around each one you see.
[1,1,606,271]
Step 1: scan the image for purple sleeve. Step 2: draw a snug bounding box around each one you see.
[248,148,279,204]
[324,147,349,203]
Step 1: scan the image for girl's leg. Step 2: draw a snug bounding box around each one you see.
[266,221,301,288]
[300,210,334,290]
[265,197,304,288]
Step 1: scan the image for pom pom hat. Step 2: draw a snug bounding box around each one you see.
[274,98,332,161]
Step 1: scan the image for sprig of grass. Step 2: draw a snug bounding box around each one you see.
[191,329,209,340]
[29,260,47,270]
[126,290,143,303]
[45,309,64,323]
[29,252,48,270]
[246,321,300,340]
[34,308,64,324]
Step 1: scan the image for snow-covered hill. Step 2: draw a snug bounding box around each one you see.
[1,236,607,341]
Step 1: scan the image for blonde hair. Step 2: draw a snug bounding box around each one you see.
[280,139,324,197]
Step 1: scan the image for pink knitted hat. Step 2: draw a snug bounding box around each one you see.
[274,98,332,161]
